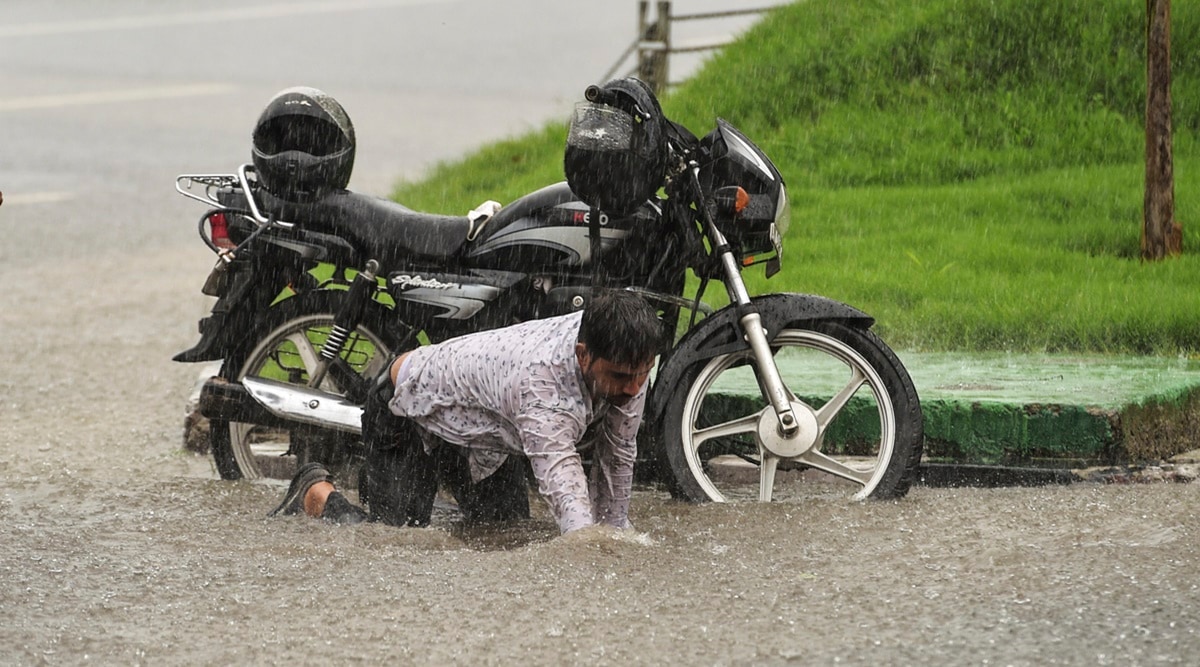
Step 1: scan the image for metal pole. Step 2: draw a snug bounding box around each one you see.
[656,1,671,93]
[637,1,652,84]
[637,2,670,93]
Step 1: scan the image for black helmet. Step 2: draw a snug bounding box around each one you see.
[563,77,668,217]
[251,86,355,200]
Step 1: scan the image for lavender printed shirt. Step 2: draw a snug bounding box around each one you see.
[388,312,645,533]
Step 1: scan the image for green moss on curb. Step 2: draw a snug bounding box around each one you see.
[922,400,1115,465]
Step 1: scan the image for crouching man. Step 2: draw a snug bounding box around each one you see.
[270,289,663,535]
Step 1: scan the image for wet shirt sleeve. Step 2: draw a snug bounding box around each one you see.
[587,385,645,529]
[514,364,599,533]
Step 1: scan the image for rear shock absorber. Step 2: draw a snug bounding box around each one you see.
[308,259,380,388]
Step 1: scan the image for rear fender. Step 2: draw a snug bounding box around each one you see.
[173,252,317,363]
[173,261,275,362]
[255,228,360,266]
[175,218,371,363]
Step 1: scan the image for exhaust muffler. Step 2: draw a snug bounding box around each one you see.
[199,376,363,434]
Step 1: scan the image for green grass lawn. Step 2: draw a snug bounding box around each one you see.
[392,0,1200,355]
[759,162,1200,353]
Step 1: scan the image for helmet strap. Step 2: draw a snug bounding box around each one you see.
[589,205,603,293]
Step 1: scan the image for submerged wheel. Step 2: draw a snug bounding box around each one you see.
[209,291,395,482]
[659,320,923,503]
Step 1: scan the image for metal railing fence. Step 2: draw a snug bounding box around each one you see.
[602,1,784,93]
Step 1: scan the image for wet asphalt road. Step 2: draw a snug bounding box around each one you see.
[2,2,1199,665]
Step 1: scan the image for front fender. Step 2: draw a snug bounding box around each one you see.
[644,293,874,431]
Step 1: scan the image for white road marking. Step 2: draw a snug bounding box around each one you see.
[0,0,449,38]
[0,83,239,112]
[1,192,76,206]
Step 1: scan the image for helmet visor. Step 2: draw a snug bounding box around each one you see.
[567,103,634,152]
[254,115,353,157]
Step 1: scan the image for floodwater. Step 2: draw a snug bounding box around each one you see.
[2,251,1198,664]
[2,1,1199,663]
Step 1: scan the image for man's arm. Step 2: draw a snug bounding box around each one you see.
[514,407,596,534]
[587,388,645,529]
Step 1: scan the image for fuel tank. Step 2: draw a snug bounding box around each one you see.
[466,182,660,270]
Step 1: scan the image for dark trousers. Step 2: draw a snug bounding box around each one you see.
[324,372,530,527]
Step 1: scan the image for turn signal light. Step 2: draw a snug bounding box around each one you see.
[713,186,751,217]
[733,186,750,214]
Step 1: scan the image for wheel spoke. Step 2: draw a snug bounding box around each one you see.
[814,366,866,431]
[692,411,762,448]
[282,330,330,388]
[796,448,874,486]
[358,339,390,376]
[759,453,780,502]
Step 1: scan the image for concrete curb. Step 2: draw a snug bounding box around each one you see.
[909,353,1200,468]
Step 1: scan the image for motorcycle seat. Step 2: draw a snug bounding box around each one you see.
[222,188,474,263]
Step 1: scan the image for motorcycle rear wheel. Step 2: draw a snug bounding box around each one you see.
[209,291,395,482]
[659,320,922,503]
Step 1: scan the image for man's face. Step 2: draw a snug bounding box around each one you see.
[576,344,654,407]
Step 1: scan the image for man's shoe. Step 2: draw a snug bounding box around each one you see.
[269,462,334,517]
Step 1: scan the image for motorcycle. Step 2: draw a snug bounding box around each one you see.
[174,80,923,503]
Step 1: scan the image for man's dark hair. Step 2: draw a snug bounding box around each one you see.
[578,290,663,366]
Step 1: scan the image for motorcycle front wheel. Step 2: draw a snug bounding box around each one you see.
[209,291,395,482]
[659,320,923,503]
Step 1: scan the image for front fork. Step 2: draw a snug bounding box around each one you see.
[688,165,800,450]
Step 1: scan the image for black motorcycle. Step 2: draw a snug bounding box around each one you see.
[175,81,923,503]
